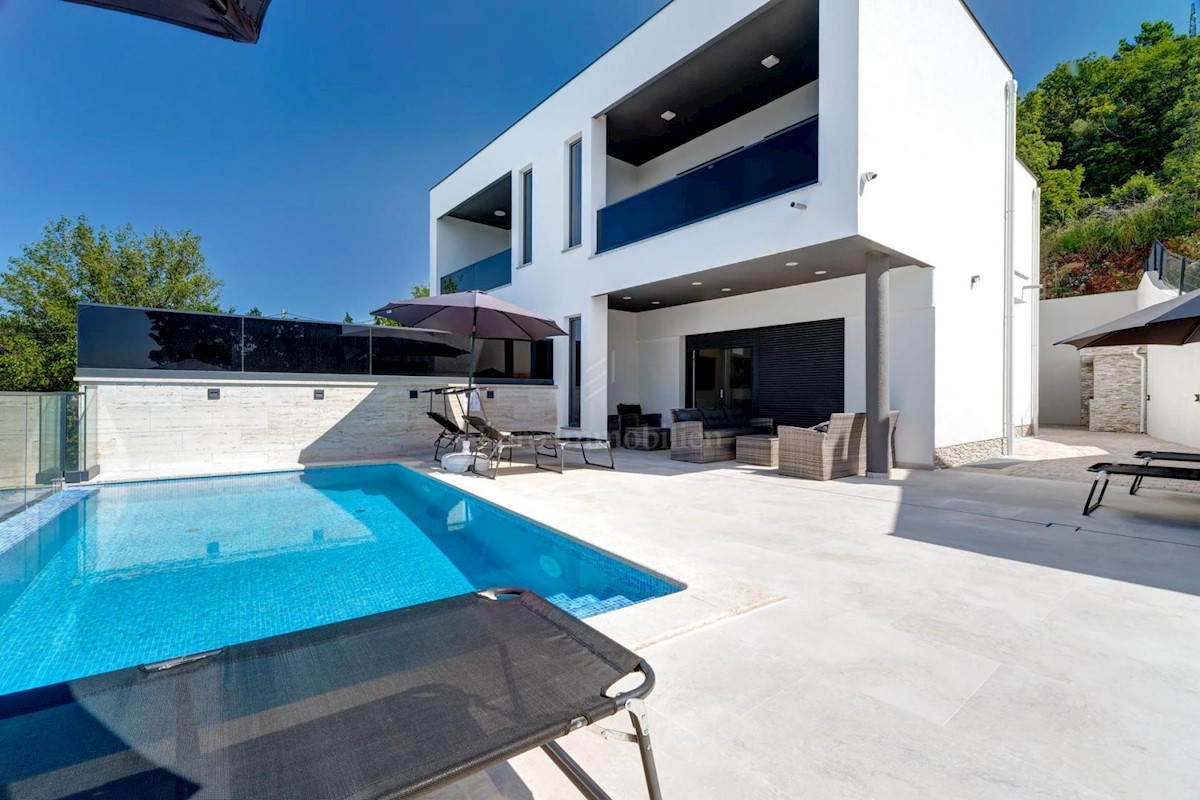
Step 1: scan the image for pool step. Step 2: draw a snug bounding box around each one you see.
[548,592,637,617]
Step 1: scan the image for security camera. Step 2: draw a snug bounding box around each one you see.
[790,201,808,210]
[862,171,879,183]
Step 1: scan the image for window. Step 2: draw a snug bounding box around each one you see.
[521,168,534,265]
[567,139,582,248]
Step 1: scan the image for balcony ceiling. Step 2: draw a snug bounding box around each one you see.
[604,0,819,167]
[445,174,512,230]
[606,236,930,313]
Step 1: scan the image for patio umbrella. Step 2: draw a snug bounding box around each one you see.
[1056,288,1200,349]
[370,291,568,388]
[62,0,273,43]
[341,326,469,359]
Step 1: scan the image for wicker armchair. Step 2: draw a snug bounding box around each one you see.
[778,412,898,480]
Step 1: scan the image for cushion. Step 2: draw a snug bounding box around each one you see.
[726,406,749,424]
[616,403,643,418]
[809,421,831,433]
[699,407,728,426]
[702,427,759,440]
[672,408,703,423]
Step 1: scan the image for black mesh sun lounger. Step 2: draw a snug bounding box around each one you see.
[0,589,662,800]
[1083,462,1200,515]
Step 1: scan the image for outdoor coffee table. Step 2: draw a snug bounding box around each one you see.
[624,426,671,451]
[736,434,779,467]
[535,436,615,472]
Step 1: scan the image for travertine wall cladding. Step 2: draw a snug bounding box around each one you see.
[1083,346,1145,433]
[84,376,557,478]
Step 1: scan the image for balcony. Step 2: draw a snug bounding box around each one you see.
[597,117,819,254]
[440,249,512,294]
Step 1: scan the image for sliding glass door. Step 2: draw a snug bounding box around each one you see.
[691,346,753,409]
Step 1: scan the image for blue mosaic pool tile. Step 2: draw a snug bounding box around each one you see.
[0,465,679,696]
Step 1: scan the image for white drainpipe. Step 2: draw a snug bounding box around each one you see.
[1133,348,1147,433]
[1003,80,1017,454]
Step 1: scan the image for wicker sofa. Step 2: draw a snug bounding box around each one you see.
[778,411,898,480]
[670,406,773,463]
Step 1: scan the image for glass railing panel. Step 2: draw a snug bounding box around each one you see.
[76,304,240,371]
[36,394,66,484]
[0,395,30,519]
[440,249,512,294]
[242,319,371,375]
[597,117,820,253]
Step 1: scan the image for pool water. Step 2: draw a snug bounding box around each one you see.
[0,465,678,695]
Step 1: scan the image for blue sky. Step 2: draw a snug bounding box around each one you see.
[0,0,1191,321]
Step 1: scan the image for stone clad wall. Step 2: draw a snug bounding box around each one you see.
[83,374,557,479]
[1082,346,1145,433]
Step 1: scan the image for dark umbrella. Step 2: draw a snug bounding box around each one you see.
[1057,288,1200,349]
[341,325,468,360]
[62,0,273,43]
[370,291,568,388]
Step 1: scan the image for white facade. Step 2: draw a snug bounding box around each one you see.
[1138,276,1200,448]
[429,0,1039,468]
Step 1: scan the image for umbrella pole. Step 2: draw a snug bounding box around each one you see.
[467,305,478,395]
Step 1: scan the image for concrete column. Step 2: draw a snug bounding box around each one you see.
[580,294,609,437]
[865,252,891,478]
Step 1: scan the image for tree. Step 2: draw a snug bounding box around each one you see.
[343,311,355,323]
[246,306,263,316]
[411,283,430,298]
[0,216,223,391]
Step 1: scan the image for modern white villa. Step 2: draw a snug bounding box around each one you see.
[430,0,1041,471]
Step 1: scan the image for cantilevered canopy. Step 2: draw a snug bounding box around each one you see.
[1057,289,1200,349]
[62,0,273,43]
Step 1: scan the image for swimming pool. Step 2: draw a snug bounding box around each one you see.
[0,465,678,695]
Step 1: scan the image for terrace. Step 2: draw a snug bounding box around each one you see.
[416,445,1200,798]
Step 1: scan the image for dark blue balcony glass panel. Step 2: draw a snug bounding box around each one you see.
[597,117,819,253]
[440,249,512,294]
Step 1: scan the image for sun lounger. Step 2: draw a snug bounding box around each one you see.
[0,589,662,800]
[427,410,475,460]
[464,416,558,478]
[1083,461,1200,515]
[1133,450,1200,465]
[535,436,616,472]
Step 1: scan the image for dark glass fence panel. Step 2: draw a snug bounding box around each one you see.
[371,330,473,377]
[243,318,370,375]
[77,304,553,383]
[597,117,819,253]
[77,305,240,371]
[441,249,512,294]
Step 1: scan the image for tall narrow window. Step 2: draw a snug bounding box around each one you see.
[568,317,582,427]
[567,139,582,248]
[521,168,534,265]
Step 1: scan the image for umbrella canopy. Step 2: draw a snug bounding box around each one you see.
[1057,288,1200,349]
[62,0,273,43]
[371,291,567,390]
[341,325,468,359]
[371,291,568,340]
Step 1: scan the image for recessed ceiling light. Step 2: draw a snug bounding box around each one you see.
[721,288,732,292]
[691,281,703,286]
[815,270,828,276]
[651,300,661,305]
[762,55,781,69]
[661,110,677,121]
[785,261,799,267]
[622,296,632,300]
[493,209,507,217]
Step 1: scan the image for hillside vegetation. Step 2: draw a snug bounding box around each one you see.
[1019,21,1200,297]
